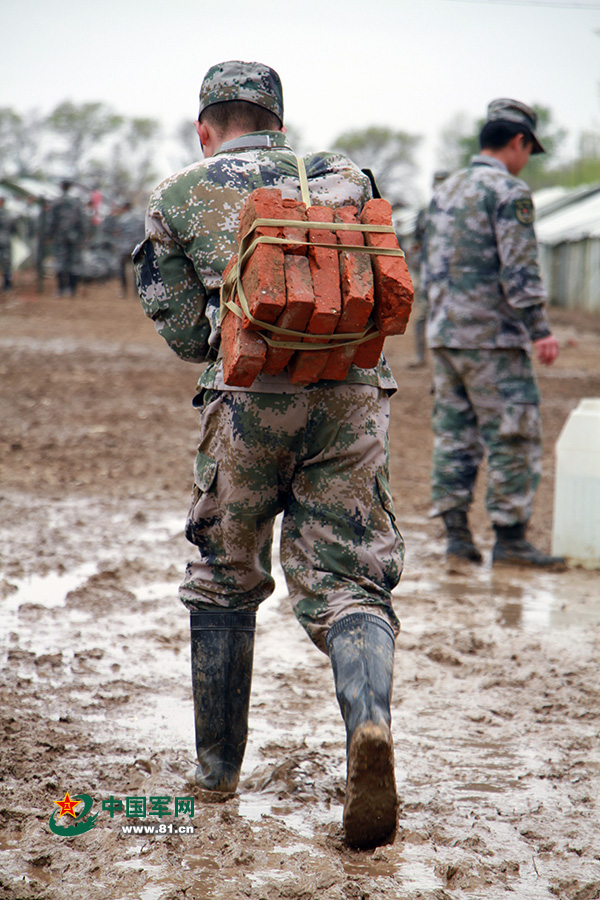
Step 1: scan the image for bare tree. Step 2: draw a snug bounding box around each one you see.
[46,101,123,179]
[0,107,48,177]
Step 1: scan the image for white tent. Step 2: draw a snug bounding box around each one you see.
[534,184,600,314]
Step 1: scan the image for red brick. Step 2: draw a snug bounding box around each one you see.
[221,257,267,386]
[353,332,385,369]
[238,189,307,254]
[262,254,314,375]
[305,206,341,331]
[360,198,414,336]
[238,188,283,245]
[288,206,341,384]
[240,241,286,328]
[238,190,308,328]
[320,206,375,381]
[280,198,308,254]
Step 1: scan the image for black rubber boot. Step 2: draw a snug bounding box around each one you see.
[190,610,256,794]
[492,523,566,569]
[442,509,482,563]
[327,613,398,849]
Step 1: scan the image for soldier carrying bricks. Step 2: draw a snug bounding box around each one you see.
[134,59,412,849]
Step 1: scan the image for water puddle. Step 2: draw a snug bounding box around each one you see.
[3,563,98,611]
[498,585,600,630]
[398,562,600,633]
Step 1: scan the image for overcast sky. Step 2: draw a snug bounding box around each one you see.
[2,0,600,199]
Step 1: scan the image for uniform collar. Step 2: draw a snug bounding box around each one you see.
[470,154,508,174]
[215,131,293,155]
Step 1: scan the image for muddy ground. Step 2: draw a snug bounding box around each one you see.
[1,272,599,900]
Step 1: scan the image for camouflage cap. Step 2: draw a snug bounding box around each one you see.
[486,98,545,154]
[199,60,284,124]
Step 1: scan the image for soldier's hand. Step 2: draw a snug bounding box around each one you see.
[533,334,559,366]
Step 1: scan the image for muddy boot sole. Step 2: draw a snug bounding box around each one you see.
[492,545,567,571]
[492,556,567,572]
[343,721,398,849]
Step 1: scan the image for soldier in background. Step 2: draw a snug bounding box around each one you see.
[114,202,145,296]
[422,99,565,569]
[36,199,53,294]
[408,170,448,368]
[0,196,15,292]
[49,180,86,296]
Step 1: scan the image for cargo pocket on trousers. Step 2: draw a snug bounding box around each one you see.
[375,469,405,564]
[372,470,404,591]
[376,469,398,523]
[185,450,219,546]
[498,402,541,444]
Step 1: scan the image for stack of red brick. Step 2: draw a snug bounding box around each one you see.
[221,188,414,386]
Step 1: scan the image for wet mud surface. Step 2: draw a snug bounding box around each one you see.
[1,277,600,900]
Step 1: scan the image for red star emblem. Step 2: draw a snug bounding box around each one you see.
[53,791,81,818]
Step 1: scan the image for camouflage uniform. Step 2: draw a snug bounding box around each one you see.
[0,201,13,290]
[409,172,448,366]
[408,206,427,363]
[115,205,145,295]
[422,153,552,526]
[50,185,86,295]
[135,66,403,653]
[180,384,402,652]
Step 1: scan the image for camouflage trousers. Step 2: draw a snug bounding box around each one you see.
[180,383,403,653]
[431,348,542,526]
[0,242,11,278]
[53,240,81,275]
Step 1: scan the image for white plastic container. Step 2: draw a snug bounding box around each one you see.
[552,398,600,567]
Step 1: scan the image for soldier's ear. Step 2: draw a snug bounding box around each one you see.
[196,121,208,144]
[196,120,219,158]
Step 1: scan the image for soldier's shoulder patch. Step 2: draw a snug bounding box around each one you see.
[514,198,534,225]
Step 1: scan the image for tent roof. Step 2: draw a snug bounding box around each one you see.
[534,183,600,245]
[0,177,62,202]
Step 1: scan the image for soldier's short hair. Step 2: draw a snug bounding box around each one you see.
[199,100,282,134]
[479,121,534,152]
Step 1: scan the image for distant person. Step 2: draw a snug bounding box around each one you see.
[114,202,145,296]
[422,99,565,569]
[36,198,53,293]
[49,180,86,297]
[408,170,448,368]
[0,196,15,291]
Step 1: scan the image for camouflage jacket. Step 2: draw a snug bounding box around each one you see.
[49,195,86,246]
[422,155,551,350]
[115,209,145,255]
[0,207,14,249]
[134,130,397,393]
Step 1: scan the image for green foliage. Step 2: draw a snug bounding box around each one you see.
[544,155,600,189]
[332,126,422,208]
